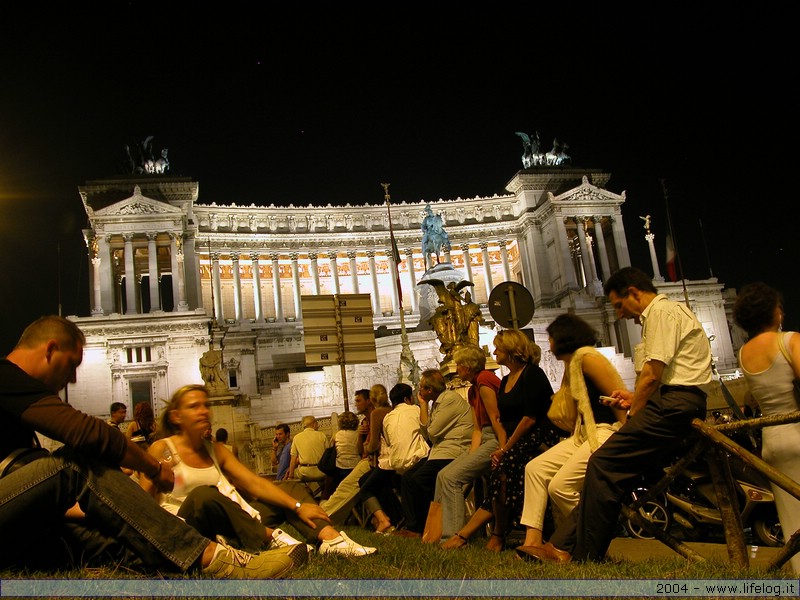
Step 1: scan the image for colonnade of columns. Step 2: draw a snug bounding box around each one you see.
[89,231,190,316]
[205,239,517,324]
[559,215,625,289]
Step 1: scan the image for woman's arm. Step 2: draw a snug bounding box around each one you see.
[490,416,535,467]
[216,443,331,528]
[469,404,482,451]
[125,421,140,441]
[479,384,507,449]
[139,438,175,497]
[788,333,800,380]
[365,408,387,455]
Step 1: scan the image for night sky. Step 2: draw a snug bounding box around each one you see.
[1,4,796,353]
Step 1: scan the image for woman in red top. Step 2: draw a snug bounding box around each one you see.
[428,345,503,543]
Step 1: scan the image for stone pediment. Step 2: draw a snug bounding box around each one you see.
[94,185,183,217]
[551,175,625,204]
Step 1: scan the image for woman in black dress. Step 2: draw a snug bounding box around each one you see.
[442,328,562,551]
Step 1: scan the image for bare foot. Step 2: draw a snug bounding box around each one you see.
[441,534,468,550]
[485,533,504,553]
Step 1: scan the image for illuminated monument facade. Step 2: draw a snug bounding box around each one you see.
[70,165,736,472]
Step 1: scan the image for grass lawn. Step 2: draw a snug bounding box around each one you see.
[1,527,793,600]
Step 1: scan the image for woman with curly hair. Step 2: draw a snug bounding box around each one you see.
[126,402,157,448]
[324,411,361,496]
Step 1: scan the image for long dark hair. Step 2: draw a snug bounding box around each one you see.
[547,313,598,358]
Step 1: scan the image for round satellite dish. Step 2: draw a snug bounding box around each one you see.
[488,282,534,329]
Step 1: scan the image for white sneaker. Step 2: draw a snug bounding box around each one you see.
[271,528,316,555]
[319,531,377,557]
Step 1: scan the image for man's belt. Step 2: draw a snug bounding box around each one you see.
[660,385,703,395]
[298,463,318,467]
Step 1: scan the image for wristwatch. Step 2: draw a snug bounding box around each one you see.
[294,501,302,512]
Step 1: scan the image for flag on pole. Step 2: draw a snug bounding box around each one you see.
[383,184,404,310]
[665,234,677,281]
[390,229,404,309]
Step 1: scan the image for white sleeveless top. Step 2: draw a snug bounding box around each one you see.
[160,437,219,515]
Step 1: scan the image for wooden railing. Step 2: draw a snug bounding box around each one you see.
[623,411,800,572]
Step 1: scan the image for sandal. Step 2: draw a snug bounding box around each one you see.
[376,525,396,536]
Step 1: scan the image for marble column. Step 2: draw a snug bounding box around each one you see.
[367,250,380,315]
[646,233,665,281]
[347,250,359,293]
[499,239,511,281]
[170,233,189,311]
[91,256,103,315]
[387,247,399,313]
[99,234,114,315]
[444,246,452,264]
[146,232,160,312]
[460,242,474,285]
[271,252,283,321]
[231,251,243,322]
[583,222,599,284]
[575,218,592,287]
[309,251,320,295]
[557,217,579,289]
[329,252,340,295]
[592,217,611,281]
[211,251,224,322]
[250,252,264,322]
[609,215,632,269]
[290,252,302,319]
[480,241,493,299]
[123,233,137,314]
[404,248,418,312]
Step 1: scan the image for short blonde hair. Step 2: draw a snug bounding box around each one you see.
[493,329,541,365]
[370,384,390,408]
[453,345,486,373]
[301,415,317,428]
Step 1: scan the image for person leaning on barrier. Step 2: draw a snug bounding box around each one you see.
[0,315,307,578]
[518,267,712,564]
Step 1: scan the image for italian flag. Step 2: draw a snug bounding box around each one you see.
[666,234,677,281]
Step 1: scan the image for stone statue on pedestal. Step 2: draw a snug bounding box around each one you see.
[199,348,229,397]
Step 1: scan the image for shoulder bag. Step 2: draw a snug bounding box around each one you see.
[547,383,577,433]
[318,444,338,476]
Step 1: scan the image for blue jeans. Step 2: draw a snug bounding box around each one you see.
[434,427,498,538]
[0,446,208,571]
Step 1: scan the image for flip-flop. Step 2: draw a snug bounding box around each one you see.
[376,525,396,536]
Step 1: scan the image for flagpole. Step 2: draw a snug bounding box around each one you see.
[661,179,690,306]
[382,183,420,386]
[698,218,714,279]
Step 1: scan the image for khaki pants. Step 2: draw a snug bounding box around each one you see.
[319,458,371,524]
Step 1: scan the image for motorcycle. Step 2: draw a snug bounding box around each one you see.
[624,429,782,547]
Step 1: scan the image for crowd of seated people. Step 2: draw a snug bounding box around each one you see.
[7,266,795,578]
